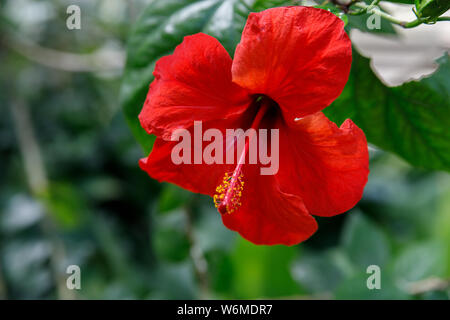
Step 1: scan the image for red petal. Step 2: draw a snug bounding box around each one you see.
[232,7,351,119]
[139,33,251,140]
[140,138,233,196]
[277,112,369,217]
[139,114,254,196]
[222,163,318,245]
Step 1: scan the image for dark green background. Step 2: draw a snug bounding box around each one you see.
[0,0,449,299]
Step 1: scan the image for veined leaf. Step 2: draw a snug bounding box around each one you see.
[325,52,450,172]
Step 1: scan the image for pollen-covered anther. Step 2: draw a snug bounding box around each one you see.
[214,171,244,215]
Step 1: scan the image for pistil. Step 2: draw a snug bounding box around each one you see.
[214,97,270,214]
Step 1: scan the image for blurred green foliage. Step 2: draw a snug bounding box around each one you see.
[0,0,449,300]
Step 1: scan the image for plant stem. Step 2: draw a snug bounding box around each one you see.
[9,99,75,300]
[407,277,450,295]
[366,0,380,12]
[0,263,7,299]
[351,1,450,29]
[184,201,210,299]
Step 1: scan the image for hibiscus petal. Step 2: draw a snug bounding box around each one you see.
[139,114,255,196]
[139,33,251,140]
[276,112,369,217]
[222,164,318,246]
[139,137,232,196]
[232,7,352,119]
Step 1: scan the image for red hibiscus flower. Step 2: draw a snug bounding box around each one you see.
[138,6,369,245]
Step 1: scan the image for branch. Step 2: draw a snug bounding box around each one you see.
[184,202,210,299]
[348,1,450,29]
[2,31,124,73]
[9,100,75,300]
[0,263,7,299]
[407,277,450,295]
[9,100,48,195]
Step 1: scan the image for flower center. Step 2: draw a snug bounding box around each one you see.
[214,96,271,215]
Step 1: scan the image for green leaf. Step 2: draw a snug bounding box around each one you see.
[341,211,391,269]
[158,184,192,214]
[252,0,294,12]
[194,204,237,253]
[150,261,198,299]
[152,210,191,262]
[415,0,450,20]
[325,52,450,172]
[120,0,252,152]
[434,187,450,276]
[346,13,396,34]
[154,228,191,262]
[314,3,348,26]
[42,182,87,229]
[2,239,53,298]
[291,248,350,294]
[1,195,43,233]
[229,238,301,298]
[335,271,409,300]
[394,240,447,288]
